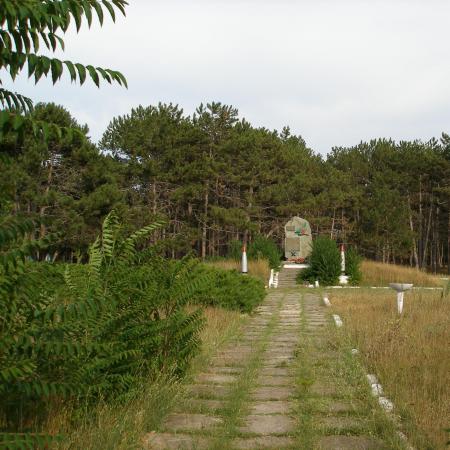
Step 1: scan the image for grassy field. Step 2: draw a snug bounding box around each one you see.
[330,289,450,449]
[360,260,445,287]
[51,307,244,450]
[206,258,271,284]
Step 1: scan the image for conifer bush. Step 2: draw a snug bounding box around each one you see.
[298,237,341,285]
[193,265,266,313]
[345,247,362,285]
[248,235,282,270]
[227,240,243,261]
[227,235,281,269]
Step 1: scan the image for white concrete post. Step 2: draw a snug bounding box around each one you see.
[241,245,248,274]
[340,244,346,274]
[389,283,412,315]
[397,291,404,315]
[269,269,274,287]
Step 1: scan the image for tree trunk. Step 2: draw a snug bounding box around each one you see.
[422,200,433,269]
[39,158,54,240]
[152,181,157,215]
[331,208,336,239]
[408,195,419,269]
[201,183,209,260]
[418,177,423,266]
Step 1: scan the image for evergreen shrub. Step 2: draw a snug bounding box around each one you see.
[227,240,242,261]
[194,265,266,313]
[346,247,362,285]
[227,235,281,269]
[298,237,341,285]
[248,235,282,270]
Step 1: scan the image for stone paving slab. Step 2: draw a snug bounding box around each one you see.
[145,432,211,450]
[317,435,383,450]
[261,356,294,366]
[259,367,292,377]
[256,375,293,386]
[185,399,224,412]
[232,436,296,449]
[250,400,293,415]
[195,373,237,384]
[264,349,295,357]
[206,366,243,374]
[250,386,294,400]
[271,337,298,343]
[163,413,222,431]
[238,414,296,435]
[210,354,249,366]
[187,384,230,398]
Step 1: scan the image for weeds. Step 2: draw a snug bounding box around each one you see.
[331,289,450,448]
[206,258,271,284]
[360,260,444,287]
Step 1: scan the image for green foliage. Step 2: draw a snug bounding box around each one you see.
[0,0,127,140]
[227,240,242,261]
[247,235,282,270]
[0,211,208,446]
[346,247,362,285]
[227,236,281,269]
[298,237,341,286]
[194,265,266,313]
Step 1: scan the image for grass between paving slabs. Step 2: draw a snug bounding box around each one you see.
[208,294,283,450]
[53,307,243,450]
[330,289,450,449]
[293,290,405,450]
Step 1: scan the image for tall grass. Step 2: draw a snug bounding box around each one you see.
[330,289,450,449]
[206,258,271,284]
[361,260,444,287]
[51,307,243,450]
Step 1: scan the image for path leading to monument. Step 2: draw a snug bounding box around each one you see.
[145,290,404,450]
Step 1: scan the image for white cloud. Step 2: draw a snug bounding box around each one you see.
[4,0,450,153]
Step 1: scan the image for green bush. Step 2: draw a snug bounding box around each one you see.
[298,237,341,286]
[248,235,282,270]
[193,265,266,313]
[227,235,281,269]
[0,212,207,443]
[227,240,243,261]
[346,247,362,285]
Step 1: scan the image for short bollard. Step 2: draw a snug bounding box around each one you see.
[389,283,413,314]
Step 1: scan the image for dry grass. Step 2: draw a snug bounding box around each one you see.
[361,260,444,287]
[50,307,244,449]
[330,289,450,449]
[206,258,271,284]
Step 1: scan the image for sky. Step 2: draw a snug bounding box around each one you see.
[5,0,450,154]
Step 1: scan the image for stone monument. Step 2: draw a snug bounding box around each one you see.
[284,216,312,261]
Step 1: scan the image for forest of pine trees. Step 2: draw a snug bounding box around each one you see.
[1,101,449,272]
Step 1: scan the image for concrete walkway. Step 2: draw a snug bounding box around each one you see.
[145,290,402,449]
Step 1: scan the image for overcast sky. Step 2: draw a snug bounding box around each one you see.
[5,0,450,154]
